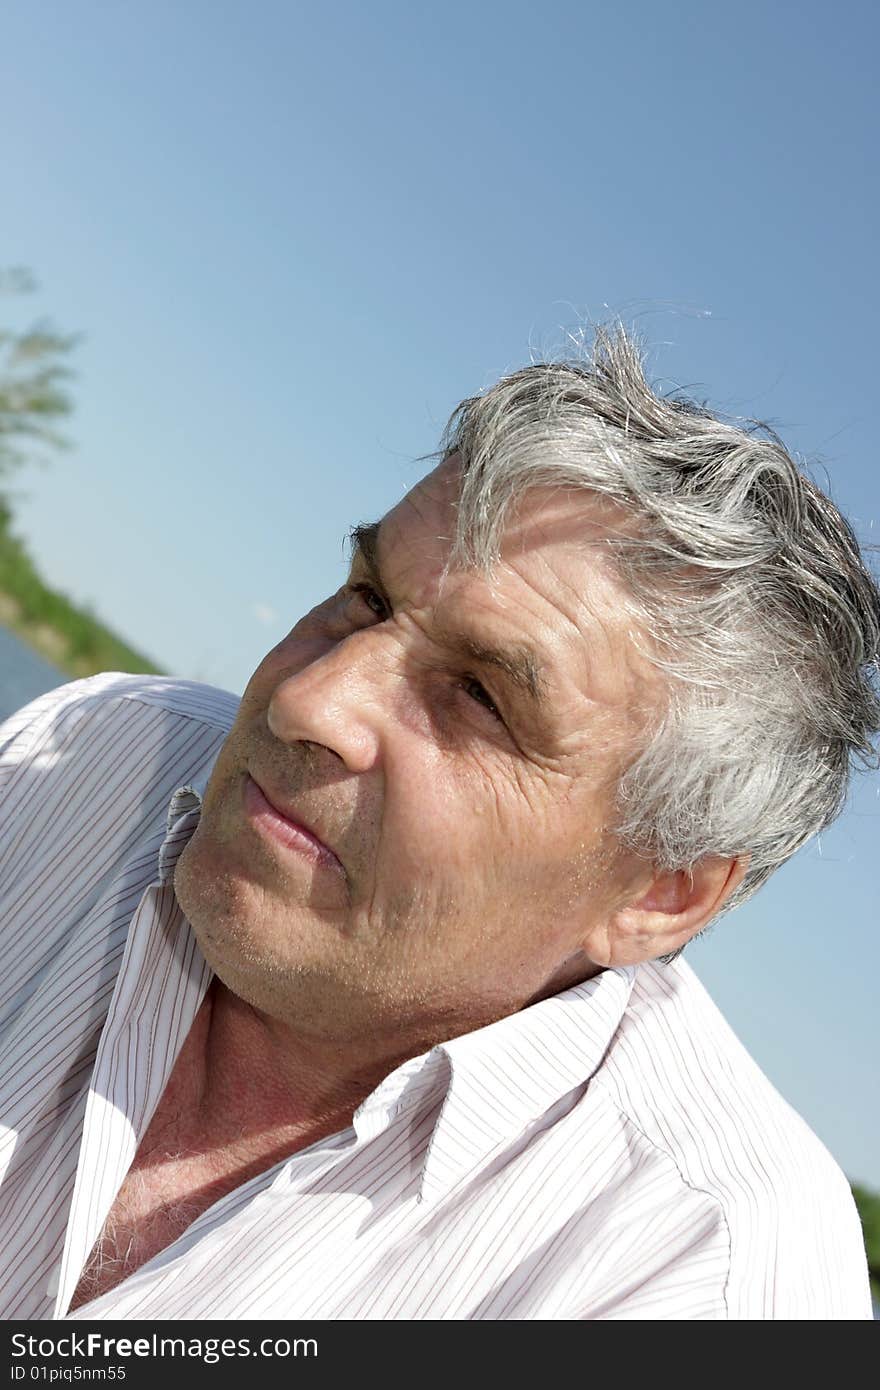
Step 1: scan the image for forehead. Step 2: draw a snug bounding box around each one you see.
[381,455,627,587]
[369,457,657,723]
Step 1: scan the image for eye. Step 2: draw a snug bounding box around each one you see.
[459,675,502,721]
[348,582,391,621]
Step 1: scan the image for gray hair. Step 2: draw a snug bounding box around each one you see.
[438,324,880,940]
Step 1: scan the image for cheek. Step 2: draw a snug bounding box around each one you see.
[198,727,248,824]
[377,741,537,893]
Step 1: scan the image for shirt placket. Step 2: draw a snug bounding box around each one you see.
[52,880,210,1318]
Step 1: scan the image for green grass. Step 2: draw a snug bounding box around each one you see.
[0,501,165,678]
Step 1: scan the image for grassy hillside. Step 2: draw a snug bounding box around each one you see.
[0,501,164,678]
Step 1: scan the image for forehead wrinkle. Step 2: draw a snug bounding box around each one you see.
[347,494,658,763]
[348,518,552,711]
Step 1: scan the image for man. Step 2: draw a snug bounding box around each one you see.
[1,327,876,1320]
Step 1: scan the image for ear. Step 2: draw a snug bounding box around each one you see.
[602,854,751,967]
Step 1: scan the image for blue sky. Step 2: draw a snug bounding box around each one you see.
[2,0,878,1186]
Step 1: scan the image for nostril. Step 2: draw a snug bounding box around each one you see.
[301,738,331,764]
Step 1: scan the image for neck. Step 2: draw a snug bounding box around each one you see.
[184,978,417,1156]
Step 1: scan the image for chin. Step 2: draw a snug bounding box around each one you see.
[174,841,342,1021]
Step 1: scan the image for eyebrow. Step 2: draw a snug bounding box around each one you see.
[348,520,382,579]
[347,520,549,709]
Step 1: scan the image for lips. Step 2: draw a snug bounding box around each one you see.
[245,774,343,873]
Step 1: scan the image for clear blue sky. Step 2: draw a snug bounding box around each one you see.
[2,1,878,1186]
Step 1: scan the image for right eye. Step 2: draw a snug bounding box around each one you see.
[347,583,391,621]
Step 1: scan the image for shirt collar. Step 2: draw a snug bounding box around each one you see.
[416,965,635,1203]
[155,780,635,1205]
[349,965,635,1205]
[157,777,210,884]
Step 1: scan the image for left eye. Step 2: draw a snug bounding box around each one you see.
[460,676,502,721]
[348,583,390,621]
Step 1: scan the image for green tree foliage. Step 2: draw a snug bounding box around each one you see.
[0,266,79,503]
[851,1183,880,1301]
[0,267,163,676]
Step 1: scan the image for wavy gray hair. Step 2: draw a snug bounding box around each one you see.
[438,325,880,943]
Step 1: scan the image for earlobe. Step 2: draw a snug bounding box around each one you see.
[606,854,750,967]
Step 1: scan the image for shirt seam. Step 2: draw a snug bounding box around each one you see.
[590,1075,733,1319]
[65,675,238,732]
[91,678,239,733]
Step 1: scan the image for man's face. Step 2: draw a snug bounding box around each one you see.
[174,457,657,1056]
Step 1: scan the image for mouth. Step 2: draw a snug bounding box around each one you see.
[243,774,344,875]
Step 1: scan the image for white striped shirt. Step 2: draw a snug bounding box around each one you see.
[0,672,872,1321]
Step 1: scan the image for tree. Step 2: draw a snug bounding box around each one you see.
[0,266,80,525]
[851,1183,880,1303]
[0,269,162,676]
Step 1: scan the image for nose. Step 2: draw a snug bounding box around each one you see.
[266,627,391,774]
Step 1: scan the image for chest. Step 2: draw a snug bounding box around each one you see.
[67,1140,228,1312]
[67,1012,232,1314]
[65,1073,331,1313]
